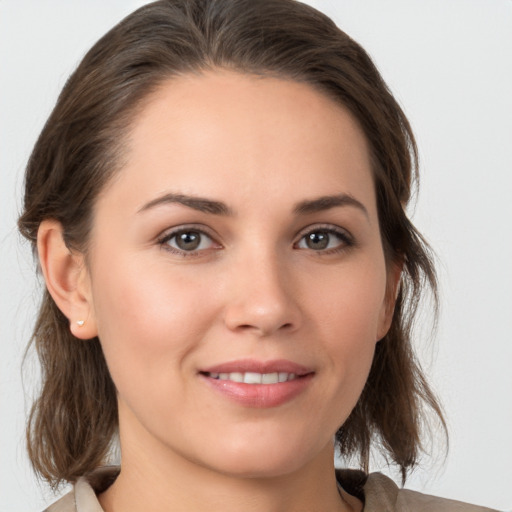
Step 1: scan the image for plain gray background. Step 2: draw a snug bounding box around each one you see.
[1,1,511,510]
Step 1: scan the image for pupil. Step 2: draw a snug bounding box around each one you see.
[307,232,329,250]
[177,231,200,250]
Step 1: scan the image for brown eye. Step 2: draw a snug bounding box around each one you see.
[296,228,352,252]
[175,231,202,251]
[161,229,217,253]
[304,231,329,250]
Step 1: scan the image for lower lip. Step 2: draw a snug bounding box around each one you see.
[200,374,314,408]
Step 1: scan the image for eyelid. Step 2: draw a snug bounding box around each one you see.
[157,224,222,255]
[295,223,353,241]
[294,223,355,251]
[157,223,213,240]
[155,222,354,256]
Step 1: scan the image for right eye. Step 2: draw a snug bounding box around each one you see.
[159,228,219,255]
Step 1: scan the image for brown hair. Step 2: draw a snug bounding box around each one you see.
[18,0,445,489]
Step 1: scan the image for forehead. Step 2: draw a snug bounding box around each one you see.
[100,70,376,218]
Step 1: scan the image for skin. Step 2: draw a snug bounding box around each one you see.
[39,71,399,512]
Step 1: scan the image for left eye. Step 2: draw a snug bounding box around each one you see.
[162,230,216,252]
[296,229,350,251]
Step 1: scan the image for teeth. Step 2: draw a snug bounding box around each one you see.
[229,372,244,383]
[261,372,278,384]
[244,372,262,384]
[208,371,298,384]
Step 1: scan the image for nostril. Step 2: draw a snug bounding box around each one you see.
[234,322,293,334]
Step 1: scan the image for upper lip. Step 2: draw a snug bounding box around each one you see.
[200,359,314,376]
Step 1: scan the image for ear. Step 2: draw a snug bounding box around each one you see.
[37,220,98,340]
[376,261,403,341]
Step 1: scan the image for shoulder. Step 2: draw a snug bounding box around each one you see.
[43,467,499,512]
[42,491,76,512]
[337,470,499,512]
[43,466,119,512]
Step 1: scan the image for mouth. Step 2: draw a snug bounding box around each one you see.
[198,359,314,408]
[201,371,301,384]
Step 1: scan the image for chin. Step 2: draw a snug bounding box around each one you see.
[207,454,307,480]
[193,434,328,480]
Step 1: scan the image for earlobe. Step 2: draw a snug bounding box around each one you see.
[377,261,403,341]
[37,220,98,340]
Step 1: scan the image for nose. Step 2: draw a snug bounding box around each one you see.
[223,253,301,337]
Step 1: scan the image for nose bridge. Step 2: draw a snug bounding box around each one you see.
[223,243,300,336]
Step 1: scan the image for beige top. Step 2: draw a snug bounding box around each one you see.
[43,466,498,512]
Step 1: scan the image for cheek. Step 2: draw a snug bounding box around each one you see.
[306,259,387,386]
[310,260,387,340]
[89,256,219,387]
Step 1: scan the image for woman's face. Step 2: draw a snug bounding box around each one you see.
[83,70,396,478]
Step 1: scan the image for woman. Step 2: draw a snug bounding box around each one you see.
[16,1,500,511]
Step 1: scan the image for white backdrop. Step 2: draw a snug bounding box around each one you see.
[1,1,511,510]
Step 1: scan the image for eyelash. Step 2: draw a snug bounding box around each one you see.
[157,224,354,257]
[294,224,355,255]
[157,225,219,257]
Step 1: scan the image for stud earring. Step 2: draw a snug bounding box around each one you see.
[76,320,85,327]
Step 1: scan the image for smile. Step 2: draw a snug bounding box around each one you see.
[206,372,298,384]
[199,360,314,408]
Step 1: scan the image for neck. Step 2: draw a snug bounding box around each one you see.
[99,423,360,512]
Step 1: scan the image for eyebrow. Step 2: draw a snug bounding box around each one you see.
[138,193,233,216]
[293,194,369,218]
[138,192,368,218]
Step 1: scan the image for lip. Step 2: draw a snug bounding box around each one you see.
[200,359,313,376]
[199,359,315,408]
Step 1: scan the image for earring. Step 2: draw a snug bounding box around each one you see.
[76,320,85,327]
